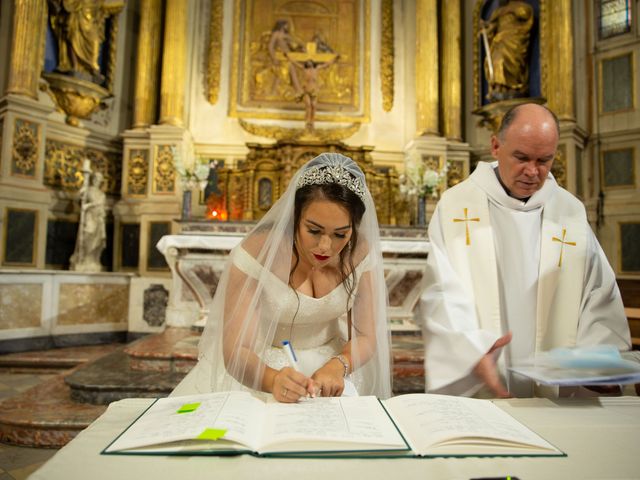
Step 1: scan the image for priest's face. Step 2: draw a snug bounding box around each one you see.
[491,107,558,200]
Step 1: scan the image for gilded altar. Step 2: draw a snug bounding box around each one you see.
[210,140,402,225]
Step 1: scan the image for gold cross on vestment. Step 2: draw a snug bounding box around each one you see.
[453,208,480,246]
[551,228,576,267]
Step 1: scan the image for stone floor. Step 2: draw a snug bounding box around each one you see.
[0,372,60,480]
[0,344,126,478]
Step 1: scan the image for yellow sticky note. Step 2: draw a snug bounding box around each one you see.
[177,402,201,414]
[196,428,227,440]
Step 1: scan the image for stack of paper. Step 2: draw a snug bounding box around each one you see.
[510,345,640,386]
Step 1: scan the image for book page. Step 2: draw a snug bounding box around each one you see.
[105,391,264,452]
[258,396,406,453]
[384,394,559,456]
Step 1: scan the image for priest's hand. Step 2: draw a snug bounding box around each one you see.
[473,332,512,398]
[272,367,315,403]
[311,360,345,397]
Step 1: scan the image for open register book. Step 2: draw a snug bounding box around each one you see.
[102,392,564,458]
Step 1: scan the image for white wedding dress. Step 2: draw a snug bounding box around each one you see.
[171,246,370,397]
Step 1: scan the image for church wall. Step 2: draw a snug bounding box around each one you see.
[187,0,407,171]
[344,0,408,165]
[583,0,640,278]
[0,1,139,276]
[188,0,250,154]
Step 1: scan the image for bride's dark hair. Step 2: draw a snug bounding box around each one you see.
[291,182,366,298]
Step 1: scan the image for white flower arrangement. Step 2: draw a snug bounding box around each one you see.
[172,146,210,190]
[399,151,448,198]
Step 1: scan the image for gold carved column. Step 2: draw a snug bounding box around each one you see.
[441,0,462,140]
[133,0,163,128]
[544,0,574,120]
[6,0,47,99]
[159,0,188,126]
[415,0,439,136]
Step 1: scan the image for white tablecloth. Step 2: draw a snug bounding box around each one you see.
[31,396,640,480]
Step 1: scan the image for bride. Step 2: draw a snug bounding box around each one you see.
[172,153,392,401]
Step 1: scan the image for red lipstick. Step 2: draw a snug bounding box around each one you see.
[313,254,330,261]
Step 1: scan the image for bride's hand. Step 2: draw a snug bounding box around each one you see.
[311,360,345,397]
[272,367,312,403]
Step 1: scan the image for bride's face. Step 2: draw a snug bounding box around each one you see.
[296,198,352,269]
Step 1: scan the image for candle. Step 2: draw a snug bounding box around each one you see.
[83,159,91,172]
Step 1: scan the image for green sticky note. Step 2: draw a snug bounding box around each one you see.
[176,402,201,414]
[196,428,227,440]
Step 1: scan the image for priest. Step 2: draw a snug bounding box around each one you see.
[419,103,631,397]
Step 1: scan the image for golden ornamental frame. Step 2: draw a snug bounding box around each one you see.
[228,0,371,124]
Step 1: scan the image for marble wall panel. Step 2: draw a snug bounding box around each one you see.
[120,223,140,269]
[621,223,640,273]
[128,277,172,333]
[57,284,129,325]
[603,148,635,187]
[0,284,42,329]
[3,208,37,265]
[602,54,633,113]
[46,219,77,268]
[147,222,170,270]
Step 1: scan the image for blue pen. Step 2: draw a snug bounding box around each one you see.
[282,340,301,371]
[282,340,318,398]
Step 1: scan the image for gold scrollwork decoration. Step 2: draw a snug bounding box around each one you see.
[42,73,110,126]
[12,119,39,177]
[380,0,394,112]
[446,160,464,188]
[472,1,482,111]
[538,0,548,105]
[239,119,361,142]
[153,145,176,194]
[207,0,223,104]
[552,143,567,188]
[44,139,120,193]
[128,149,149,196]
[423,155,440,171]
[103,3,124,92]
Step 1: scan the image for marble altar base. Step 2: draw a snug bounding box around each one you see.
[158,221,430,330]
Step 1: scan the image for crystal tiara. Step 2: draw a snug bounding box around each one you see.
[295,163,367,202]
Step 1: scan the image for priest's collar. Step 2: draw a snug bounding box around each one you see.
[469,161,556,211]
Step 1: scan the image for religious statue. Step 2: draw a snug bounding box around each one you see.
[48,0,107,84]
[480,0,534,102]
[286,53,340,129]
[267,19,304,96]
[71,164,107,272]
